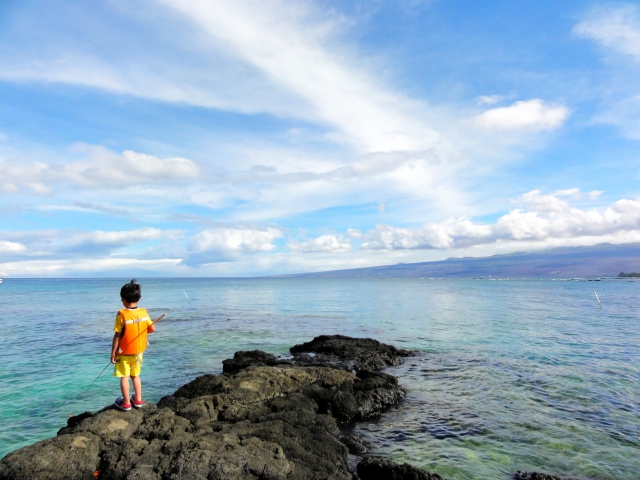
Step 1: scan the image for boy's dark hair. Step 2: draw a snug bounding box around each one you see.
[120,279,141,303]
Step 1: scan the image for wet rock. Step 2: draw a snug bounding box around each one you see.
[290,335,417,372]
[353,370,405,418]
[0,433,101,480]
[60,411,94,432]
[341,433,367,454]
[513,472,577,480]
[357,457,444,480]
[222,350,284,374]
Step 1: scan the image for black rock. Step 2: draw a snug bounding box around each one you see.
[357,457,444,480]
[514,472,578,480]
[222,349,283,373]
[2,335,584,480]
[0,337,412,480]
[291,335,417,372]
[300,369,405,421]
[60,411,94,433]
[340,433,367,454]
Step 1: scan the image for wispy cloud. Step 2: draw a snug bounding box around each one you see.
[592,95,640,140]
[476,95,505,106]
[0,0,442,154]
[71,201,132,217]
[1,227,169,259]
[0,145,200,195]
[470,100,570,131]
[0,258,182,278]
[156,0,442,153]
[574,5,640,61]
[573,4,640,139]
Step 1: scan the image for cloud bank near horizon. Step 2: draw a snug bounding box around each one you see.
[2,190,640,276]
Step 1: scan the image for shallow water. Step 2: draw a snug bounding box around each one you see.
[0,277,638,478]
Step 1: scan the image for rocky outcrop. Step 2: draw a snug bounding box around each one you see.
[0,336,430,480]
[221,350,283,374]
[290,335,417,372]
[0,335,577,480]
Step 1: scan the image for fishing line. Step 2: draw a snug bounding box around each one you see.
[593,288,602,310]
[77,313,166,399]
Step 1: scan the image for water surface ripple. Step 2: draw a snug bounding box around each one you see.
[0,278,638,479]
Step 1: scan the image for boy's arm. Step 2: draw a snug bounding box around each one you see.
[147,313,164,333]
[110,333,121,363]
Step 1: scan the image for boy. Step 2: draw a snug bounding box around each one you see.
[110,279,156,411]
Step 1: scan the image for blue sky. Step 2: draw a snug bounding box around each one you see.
[1,0,640,277]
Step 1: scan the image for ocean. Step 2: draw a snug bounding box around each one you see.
[0,277,638,479]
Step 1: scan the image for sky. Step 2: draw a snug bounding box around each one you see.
[1,0,640,277]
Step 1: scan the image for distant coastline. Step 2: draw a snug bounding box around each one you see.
[277,242,640,278]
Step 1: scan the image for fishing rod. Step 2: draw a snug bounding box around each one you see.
[80,313,166,397]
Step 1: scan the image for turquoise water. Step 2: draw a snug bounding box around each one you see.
[0,278,638,479]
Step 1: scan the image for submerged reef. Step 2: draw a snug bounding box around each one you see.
[0,335,581,480]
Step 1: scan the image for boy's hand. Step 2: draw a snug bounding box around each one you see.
[110,354,116,364]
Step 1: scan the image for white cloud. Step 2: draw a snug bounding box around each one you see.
[477,95,504,106]
[183,226,284,265]
[519,188,577,213]
[347,228,364,238]
[64,228,166,248]
[287,235,351,253]
[0,183,20,194]
[574,5,640,61]
[0,241,27,253]
[0,228,169,258]
[362,218,492,250]
[471,99,570,131]
[65,145,200,187]
[0,258,182,278]
[0,145,200,195]
[360,190,640,251]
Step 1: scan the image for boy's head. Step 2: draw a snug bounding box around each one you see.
[120,279,141,304]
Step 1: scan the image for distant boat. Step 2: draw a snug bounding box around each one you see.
[0,279,3,283]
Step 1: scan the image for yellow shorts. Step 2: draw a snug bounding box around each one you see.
[113,353,143,377]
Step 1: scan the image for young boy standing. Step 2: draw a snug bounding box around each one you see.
[110,279,157,411]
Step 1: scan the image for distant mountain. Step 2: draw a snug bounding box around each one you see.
[280,243,640,278]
